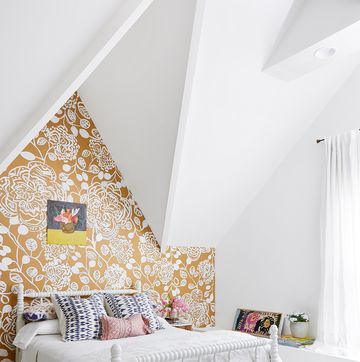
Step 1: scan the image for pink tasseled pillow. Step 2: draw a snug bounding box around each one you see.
[101,314,153,340]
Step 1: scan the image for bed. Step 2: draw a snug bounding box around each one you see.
[15,285,282,362]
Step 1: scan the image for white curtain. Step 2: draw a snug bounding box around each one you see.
[318,130,360,358]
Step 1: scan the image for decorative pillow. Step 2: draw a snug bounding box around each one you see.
[51,293,106,342]
[23,311,47,322]
[23,301,57,322]
[104,293,163,331]
[13,320,60,350]
[101,314,153,340]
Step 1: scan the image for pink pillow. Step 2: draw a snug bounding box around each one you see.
[101,314,153,340]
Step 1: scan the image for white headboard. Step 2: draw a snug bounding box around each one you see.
[15,284,139,334]
[15,284,139,362]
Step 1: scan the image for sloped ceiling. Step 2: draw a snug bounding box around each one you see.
[0,0,117,163]
[2,0,360,249]
[265,0,360,79]
[164,0,360,247]
[0,0,154,174]
[80,0,197,246]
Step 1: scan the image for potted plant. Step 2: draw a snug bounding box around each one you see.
[159,297,189,322]
[288,312,310,338]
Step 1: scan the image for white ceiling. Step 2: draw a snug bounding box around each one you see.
[0,0,153,173]
[80,0,196,245]
[265,0,360,79]
[269,0,360,66]
[1,0,360,249]
[164,0,360,247]
[0,0,119,160]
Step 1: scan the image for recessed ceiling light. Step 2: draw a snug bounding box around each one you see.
[314,47,337,60]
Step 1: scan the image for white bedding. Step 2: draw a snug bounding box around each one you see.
[21,326,271,362]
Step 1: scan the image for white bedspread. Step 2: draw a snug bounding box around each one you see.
[21,327,271,362]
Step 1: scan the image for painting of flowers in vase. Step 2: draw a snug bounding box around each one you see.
[47,200,87,245]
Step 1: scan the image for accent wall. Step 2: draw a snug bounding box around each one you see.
[0,92,215,362]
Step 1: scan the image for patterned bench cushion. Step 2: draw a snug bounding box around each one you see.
[52,293,106,342]
[104,293,162,331]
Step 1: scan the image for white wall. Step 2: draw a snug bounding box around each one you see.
[216,65,360,361]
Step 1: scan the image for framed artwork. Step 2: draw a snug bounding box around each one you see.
[47,200,87,245]
[233,308,284,338]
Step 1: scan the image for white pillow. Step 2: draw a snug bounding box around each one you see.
[50,294,66,338]
[13,320,60,350]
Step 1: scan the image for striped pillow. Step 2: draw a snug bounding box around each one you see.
[52,293,106,342]
[104,293,162,331]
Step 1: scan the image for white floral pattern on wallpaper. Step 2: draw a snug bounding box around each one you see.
[0,93,215,362]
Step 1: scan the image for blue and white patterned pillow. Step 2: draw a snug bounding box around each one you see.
[52,293,107,342]
[23,300,57,322]
[104,293,162,331]
[23,311,48,322]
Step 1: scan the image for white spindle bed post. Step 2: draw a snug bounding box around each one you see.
[16,284,25,332]
[111,344,122,362]
[269,325,282,362]
[16,284,25,362]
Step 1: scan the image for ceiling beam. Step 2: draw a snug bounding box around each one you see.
[160,0,206,250]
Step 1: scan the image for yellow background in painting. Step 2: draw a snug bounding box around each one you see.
[47,229,87,245]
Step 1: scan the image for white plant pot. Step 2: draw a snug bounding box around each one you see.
[290,322,309,338]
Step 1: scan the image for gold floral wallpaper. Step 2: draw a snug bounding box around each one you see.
[0,93,215,362]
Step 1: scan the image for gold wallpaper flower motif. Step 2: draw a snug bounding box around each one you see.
[0,93,215,362]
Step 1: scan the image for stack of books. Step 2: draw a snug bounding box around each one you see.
[278,335,316,348]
